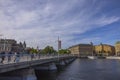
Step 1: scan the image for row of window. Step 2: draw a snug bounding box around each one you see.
[0,47,11,51]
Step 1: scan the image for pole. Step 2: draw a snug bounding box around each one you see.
[3,37,6,52]
[0,34,2,53]
[58,36,59,59]
[0,34,6,52]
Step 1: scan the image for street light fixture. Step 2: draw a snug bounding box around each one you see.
[0,34,6,52]
[57,36,62,60]
[0,34,2,52]
[3,37,6,52]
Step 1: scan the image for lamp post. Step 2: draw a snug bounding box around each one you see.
[0,35,6,52]
[58,36,60,59]
[57,36,61,59]
[0,34,6,52]
[3,37,6,52]
[0,34,2,52]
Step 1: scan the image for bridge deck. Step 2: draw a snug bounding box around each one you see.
[0,54,75,73]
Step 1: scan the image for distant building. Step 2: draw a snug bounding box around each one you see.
[68,43,93,56]
[94,43,115,56]
[58,40,61,50]
[115,41,120,56]
[0,39,26,53]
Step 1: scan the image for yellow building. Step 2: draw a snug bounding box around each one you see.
[69,43,93,56]
[115,41,120,56]
[69,45,80,55]
[94,43,115,56]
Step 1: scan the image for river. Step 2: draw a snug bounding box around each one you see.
[36,59,120,80]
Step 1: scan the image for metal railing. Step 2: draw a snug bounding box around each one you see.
[0,53,75,65]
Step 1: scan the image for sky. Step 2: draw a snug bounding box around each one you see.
[0,0,120,49]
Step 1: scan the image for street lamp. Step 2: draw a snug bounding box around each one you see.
[0,34,2,52]
[3,38,6,52]
[58,36,59,60]
[0,34,6,52]
[58,36,62,59]
[0,34,4,51]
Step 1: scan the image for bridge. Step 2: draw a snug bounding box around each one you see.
[0,54,76,80]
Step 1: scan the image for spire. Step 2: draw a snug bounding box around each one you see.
[90,42,93,45]
[23,41,26,48]
[19,42,22,45]
[58,36,61,50]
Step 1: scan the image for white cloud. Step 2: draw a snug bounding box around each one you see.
[0,0,119,49]
[96,16,120,26]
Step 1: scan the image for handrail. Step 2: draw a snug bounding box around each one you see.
[0,53,75,65]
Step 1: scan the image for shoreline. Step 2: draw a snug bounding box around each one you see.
[78,56,120,59]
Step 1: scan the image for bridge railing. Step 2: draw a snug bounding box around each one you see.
[0,53,75,65]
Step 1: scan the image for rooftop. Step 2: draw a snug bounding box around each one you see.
[69,43,92,48]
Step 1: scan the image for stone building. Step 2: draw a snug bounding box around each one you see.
[115,41,120,56]
[69,45,80,55]
[0,39,26,53]
[69,43,93,56]
[94,43,115,56]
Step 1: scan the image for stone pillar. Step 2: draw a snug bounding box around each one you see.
[64,59,73,65]
[48,63,57,71]
[35,63,57,71]
[0,68,37,80]
[55,61,65,70]
[64,60,69,64]
[59,61,66,66]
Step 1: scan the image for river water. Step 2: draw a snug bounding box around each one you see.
[36,59,120,80]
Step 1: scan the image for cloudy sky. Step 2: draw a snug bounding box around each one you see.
[0,0,120,49]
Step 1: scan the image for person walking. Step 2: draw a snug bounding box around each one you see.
[8,52,12,63]
[1,52,5,63]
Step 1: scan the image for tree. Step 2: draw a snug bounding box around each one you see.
[41,46,56,54]
[30,48,38,54]
[58,49,71,54]
[116,41,120,44]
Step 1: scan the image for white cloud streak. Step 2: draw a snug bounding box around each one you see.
[0,0,119,49]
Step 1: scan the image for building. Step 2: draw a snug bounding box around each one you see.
[69,44,80,55]
[115,41,120,56]
[69,43,93,56]
[58,40,61,50]
[94,43,115,56]
[0,39,26,53]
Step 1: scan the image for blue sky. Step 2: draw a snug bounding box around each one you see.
[0,0,120,49]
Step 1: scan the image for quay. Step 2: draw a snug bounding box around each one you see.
[78,56,120,59]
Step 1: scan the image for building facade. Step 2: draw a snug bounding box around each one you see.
[69,45,80,55]
[0,39,26,53]
[115,41,120,56]
[94,43,115,56]
[69,43,93,56]
[58,40,61,50]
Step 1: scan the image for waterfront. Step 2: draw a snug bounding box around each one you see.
[36,59,120,80]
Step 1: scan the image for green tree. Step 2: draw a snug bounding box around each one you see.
[58,49,71,54]
[116,41,120,44]
[41,46,56,54]
[30,48,38,54]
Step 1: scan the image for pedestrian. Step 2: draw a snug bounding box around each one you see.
[8,52,12,63]
[16,52,20,62]
[14,52,17,62]
[1,52,5,63]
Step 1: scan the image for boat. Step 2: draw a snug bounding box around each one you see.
[88,56,97,59]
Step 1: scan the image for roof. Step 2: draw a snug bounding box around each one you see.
[94,44,114,47]
[69,43,92,48]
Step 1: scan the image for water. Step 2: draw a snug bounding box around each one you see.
[36,59,120,80]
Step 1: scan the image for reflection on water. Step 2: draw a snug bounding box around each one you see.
[36,59,120,80]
